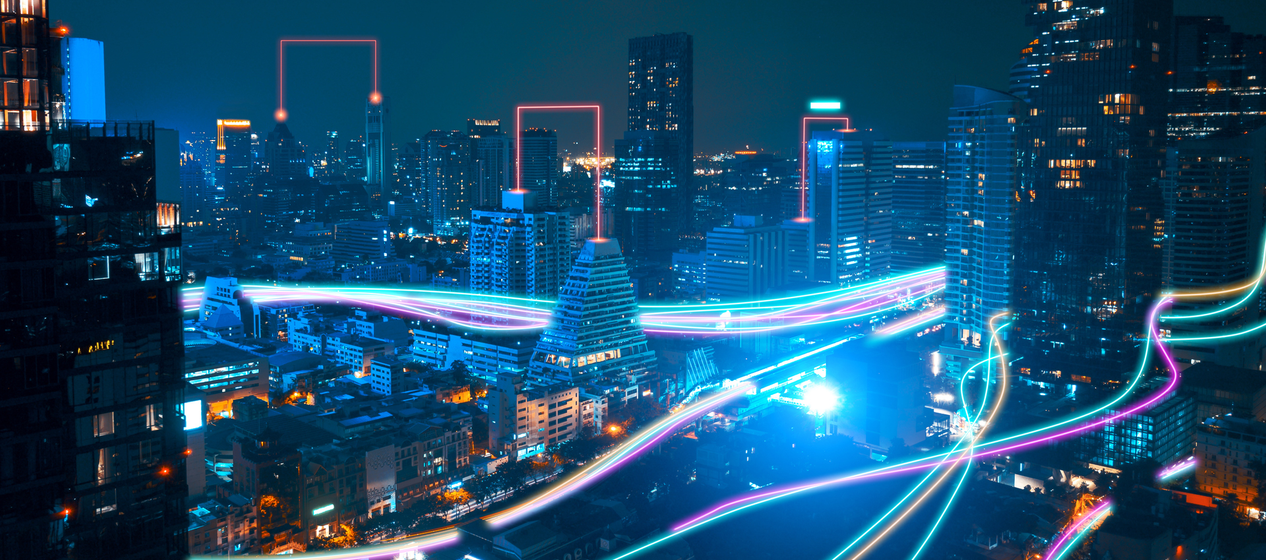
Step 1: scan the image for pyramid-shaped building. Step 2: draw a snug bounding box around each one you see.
[529,238,657,401]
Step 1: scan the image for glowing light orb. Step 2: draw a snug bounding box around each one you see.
[274,108,288,122]
[804,383,839,416]
[369,91,383,104]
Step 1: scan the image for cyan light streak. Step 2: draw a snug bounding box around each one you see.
[1162,236,1266,321]
[613,299,1178,560]
[1157,456,1198,481]
[182,268,945,335]
[1045,501,1113,560]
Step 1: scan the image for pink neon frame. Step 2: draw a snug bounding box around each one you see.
[799,116,853,221]
[515,104,603,237]
[277,39,379,121]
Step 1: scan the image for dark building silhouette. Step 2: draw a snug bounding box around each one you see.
[1,18,188,559]
[1011,0,1173,385]
[468,119,511,209]
[1169,16,1266,140]
[611,129,682,263]
[425,129,471,234]
[627,32,694,232]
[519,127,557,207]
[890,141,947,274]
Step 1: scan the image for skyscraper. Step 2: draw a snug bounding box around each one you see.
[265,122,306,180]
[1011,0,1173,384]
[890,142,946,274]
[1162,129,1266,370]
[941,85,1026,378]
[611,129,683,263]
[57,36,105,122]
[529,239,657,402]
[468,119,512,209]
[519,128,557,206]
[1,7,188,553]
[806,129,893,286]
[1169,16,1266,140]
[214,119,252,241]
[628,32,693,198]
[704,215,788,302]
[365,96,386,209]
[469,190,572,298]
[424,129,471,235]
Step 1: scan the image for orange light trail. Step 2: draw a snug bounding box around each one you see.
[278,39,379,121]
[516,104,603,237]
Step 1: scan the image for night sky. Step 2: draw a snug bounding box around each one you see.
[59,0,1266,155]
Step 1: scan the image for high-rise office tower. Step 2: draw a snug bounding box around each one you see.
[468,119,512,209]
[214,119,252,241]
[397,139,425,226]
[1011,0,1172,384]
[469,190,572,298]
[704,215,787,302]
[425,130,471,235]
[316,130,342,179]
[365,97,386,209]
[805,129,893,286]
[610,130,683,264]
[519,128,557,206]
[1162,130,1266,370]
[529,239,657,402]
[941,86,1026,378]
[890,142,947,274]
[721,153,798,225]
[1169,16,1266,140]
[628,32,693,199]
[265,123,306,180]
[57,36,105,122]
[1,6,188,556]
[344,135,366,183]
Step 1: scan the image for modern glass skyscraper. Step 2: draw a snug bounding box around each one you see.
[941,86,1026,378]
[1,17,188,553]
[214,118,251,241]
[424,129,471,235]
[1011,0,1172,384]
[365,96,386,210]
[806,129,893,286]
[611,129,682,263]
[1169,16,1266,140]
[1162,129,1265,370]
[468,119,511,209]
[627,32,693,204]
[519,128,557,206]
[529,238,657,402]
[890,141,946,274]
[57,36,105,122]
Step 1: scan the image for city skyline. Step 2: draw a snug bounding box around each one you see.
[58,0,1266,153]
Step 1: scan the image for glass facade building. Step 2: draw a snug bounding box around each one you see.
[1011,0,1172,385]
[627,32,693,198]
[806,129,893,286]
[941,86,1025,377]
[0,120,188,559]
[611,129,682,263]
[890,141,947,275]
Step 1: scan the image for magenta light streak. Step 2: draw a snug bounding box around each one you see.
[1046,501,1112,558]
[670,299,1178,533]
[1157,456,1198,480]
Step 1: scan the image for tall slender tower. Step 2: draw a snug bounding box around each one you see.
[941,85,1026,378]
[468,119,512,209]
[1011,0,1173,385]
[519,128,557,206]
[627,32,694,242]
[366,96,386,210]
[529,238,657,402]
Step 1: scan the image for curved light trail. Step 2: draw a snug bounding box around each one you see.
[182,267,945,335]
[613,297,1184,560]
[1045,501,1112,560]
[1157,456,1198,481]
